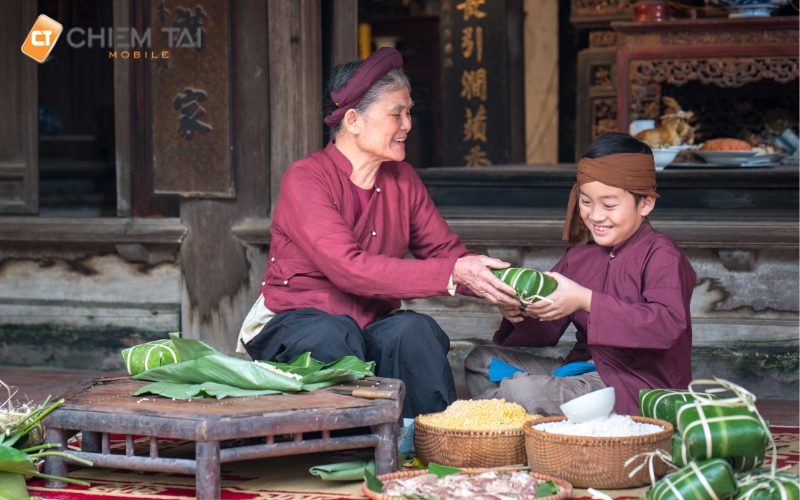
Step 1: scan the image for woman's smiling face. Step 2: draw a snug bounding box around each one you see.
[579,181,655,248]
[355,87,413,163]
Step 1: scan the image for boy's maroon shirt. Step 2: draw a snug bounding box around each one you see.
[260,141,473,329]
[494,220,696,415]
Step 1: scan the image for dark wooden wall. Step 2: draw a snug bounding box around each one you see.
[179,0,270,354]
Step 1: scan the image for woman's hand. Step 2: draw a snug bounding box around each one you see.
[453,255,520,307]
[498,303,525,324]
[524,272,592,321]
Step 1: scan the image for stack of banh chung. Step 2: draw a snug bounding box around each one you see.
[639,380,799,500]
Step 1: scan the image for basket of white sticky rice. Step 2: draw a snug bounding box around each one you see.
[523,414,673,489]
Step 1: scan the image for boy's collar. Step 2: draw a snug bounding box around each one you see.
[608,218,653,256]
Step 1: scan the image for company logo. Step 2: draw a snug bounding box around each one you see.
[21,14,63,63]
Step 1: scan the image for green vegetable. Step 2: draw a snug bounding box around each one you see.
[132,332,374,399]
[0,392,93,499]
[364,466,384,494]
[534,479,558,498]
[427,462,462,478]
[491,268,558,305]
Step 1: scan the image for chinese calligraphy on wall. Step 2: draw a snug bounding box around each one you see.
[150,0,233,197]
[440,0,524,167]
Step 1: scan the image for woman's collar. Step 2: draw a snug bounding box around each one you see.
[325,140,354,176]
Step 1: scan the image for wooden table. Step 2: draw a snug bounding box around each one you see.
[42,377,404,499]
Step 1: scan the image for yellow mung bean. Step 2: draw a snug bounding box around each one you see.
[419,399,532,430]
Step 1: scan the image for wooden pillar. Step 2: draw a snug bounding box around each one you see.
[0,0,38,214]
[113,0,132,216]
[268,0,322,211]
[523,0,559,164]
[179,0,270,355]
[331,0,358,66]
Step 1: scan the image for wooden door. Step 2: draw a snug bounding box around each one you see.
[0,0,38,214]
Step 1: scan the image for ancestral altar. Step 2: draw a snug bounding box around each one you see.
[574,14,798,158]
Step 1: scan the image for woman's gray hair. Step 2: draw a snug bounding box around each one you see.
[323,58,411,138]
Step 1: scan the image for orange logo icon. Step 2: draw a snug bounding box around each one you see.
[21,14,63,63]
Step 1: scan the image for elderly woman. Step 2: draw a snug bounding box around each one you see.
[237,48,518,418]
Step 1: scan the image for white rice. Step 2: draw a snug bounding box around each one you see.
[533,414,662,437]
[253,361,303,380]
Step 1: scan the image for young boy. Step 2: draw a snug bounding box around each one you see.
[465,132,696,416]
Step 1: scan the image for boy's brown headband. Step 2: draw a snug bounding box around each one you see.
[323,47,404,127]
[563,153,660,246]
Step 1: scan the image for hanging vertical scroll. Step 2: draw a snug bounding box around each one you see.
[440,0,524,167]
[150,0,233,197]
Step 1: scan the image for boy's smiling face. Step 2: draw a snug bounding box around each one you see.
[579,181,655,248]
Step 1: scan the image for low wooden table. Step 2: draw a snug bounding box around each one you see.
[43,377,404,499]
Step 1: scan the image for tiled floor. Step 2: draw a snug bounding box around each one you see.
[1,366,797,426]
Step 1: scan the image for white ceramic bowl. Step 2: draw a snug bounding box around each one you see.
[560,387,616,424]
[705,0,788,18]
[652,148,680,170]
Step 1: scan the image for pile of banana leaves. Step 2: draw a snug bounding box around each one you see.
[131,332,375,400]
[0,384,92,500]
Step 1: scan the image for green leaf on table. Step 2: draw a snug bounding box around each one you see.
[364,467,384,494]
[133,381,283,400]
[321,356,375,374]
[129,332,371,399]
[0,472,29,499]
[534,480,558,498]
[427,462,462,478]
[0,446,35,474]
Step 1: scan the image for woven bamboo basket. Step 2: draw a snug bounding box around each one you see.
[523,416,673,489]
[361,468,573,500]
[413,417,529,468]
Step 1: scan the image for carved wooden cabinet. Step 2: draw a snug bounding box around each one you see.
[614,17,799,135]
[574,16,799,159]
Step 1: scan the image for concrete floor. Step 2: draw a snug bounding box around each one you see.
[1,366,797,425]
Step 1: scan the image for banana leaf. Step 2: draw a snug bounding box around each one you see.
[676,402,769,462]
[132,381,283,400]
[646,458,738,500]
[122,338,181,375]
[640,389,717,428]
[491,268,558,305]
[0,472,28,500]
[672,432,764,471]
[734,469,800,500]
[132,333,374,399]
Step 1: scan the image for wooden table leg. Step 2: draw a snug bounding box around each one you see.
[82,431,102,453]
[374,422,398,475]
[195,441,221,500]
[43,427,68,488]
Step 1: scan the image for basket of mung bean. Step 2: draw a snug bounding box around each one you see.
[414,399,539,468]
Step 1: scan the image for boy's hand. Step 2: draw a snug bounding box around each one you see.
[525,272,592,321]
[498,303,526,324]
